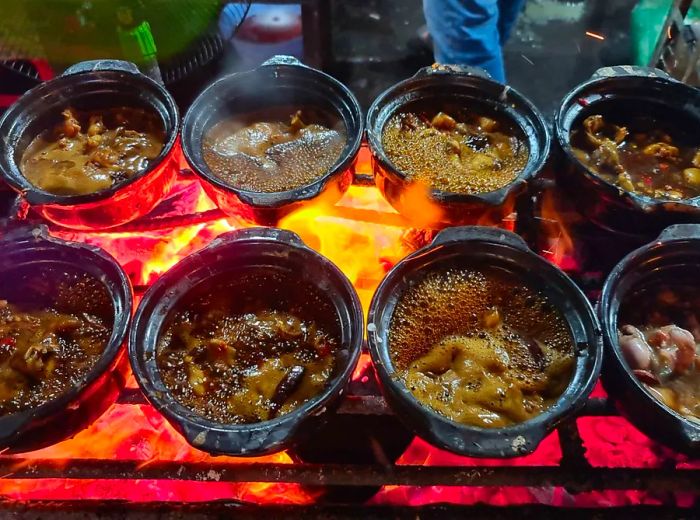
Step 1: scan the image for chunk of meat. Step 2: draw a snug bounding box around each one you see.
[619,330,653,370]
[642,142,679,159]
[683,168,700,187]
[692,150,700,168]
[583,115,605,147]
[431,112,457,131]
[591,139,625,174]
[59,109,81,138]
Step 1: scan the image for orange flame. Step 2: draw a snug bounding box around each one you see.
[279,185,413,317]
[476,193,517,231]
[537,189,577,270]
[398,181,445,229]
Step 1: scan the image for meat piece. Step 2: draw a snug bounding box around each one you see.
[619,331,653,370]
[273,314,303,339]
[613,126,629,144]
[477,116,498,132]
[270,365,306,416]
[617,172,635,192]
[87,115,105,137]
[640,324,696,376]
[59,109,81,138]
[289,111,306,133]
[642,142,679,159]
[482,308,501,329]
[431,112,457,131]
[686,314,700,342]
[663,325,697,375]
[185,357,207,396]
[683,168,700,187]
[591,139,625,174]
[583,115,605,147]
[692,150,700,168]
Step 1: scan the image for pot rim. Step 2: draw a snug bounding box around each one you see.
[598,224,700,434]
[554,74,700,213]
[0,226,133,443]
[0,64,180,207]
[365,68,551,205]
[367,226,602,456]
[128,227,364,453]
[181,59,364,209]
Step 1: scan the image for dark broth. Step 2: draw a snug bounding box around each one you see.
[21,107,165,196]
[202,106,346,193]
[156,270,342,424]
[388,266,574,428]
[571,112,700,200]
[381,102,529,194]
[0,269,113,415]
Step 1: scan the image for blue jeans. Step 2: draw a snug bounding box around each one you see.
[423,0,526,83]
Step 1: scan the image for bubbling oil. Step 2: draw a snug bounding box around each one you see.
[381,108,529,195]
[388,267,575,428]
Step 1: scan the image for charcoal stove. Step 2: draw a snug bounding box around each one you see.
[0,144,697,518]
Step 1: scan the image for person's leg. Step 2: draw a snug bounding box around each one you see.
[497,0,527,44]
[423,0,505,82]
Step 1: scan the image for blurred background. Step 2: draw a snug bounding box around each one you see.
[0,0,696,116]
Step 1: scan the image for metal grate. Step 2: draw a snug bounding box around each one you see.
[0,158,698,516]
[0,376,698,514]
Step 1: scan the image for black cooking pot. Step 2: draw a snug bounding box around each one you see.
[129,227,363,456]
[367,226,602,457]
[0,60,180,230]
[599,224,700,455]
[366,65,550,227]
[554,66,700,237]
[0,224,132,452]
[181,55,364,226]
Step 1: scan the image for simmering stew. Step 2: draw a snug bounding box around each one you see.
[0,270,111,415]
[202,108,346,193]
[388,267,574,428]
[382,108,529,194]
[21,107,165,196]
[618,284,700,422]
[156,271,341,424]
[571,114,700,200]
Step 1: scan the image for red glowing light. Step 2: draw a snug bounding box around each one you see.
[1,145,691,509]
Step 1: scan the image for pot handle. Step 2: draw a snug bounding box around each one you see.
[590,65,674,81]
[657,224,700,241]
[424,411,548,457]
[0,222,48,243]
[679,422,700,451]
[431,226,530,251]
[351,140,375,186]
[0,413,33,447]
[413,64,491,80]
[62,59,141,76]
[261,55,306,68]
[209,227,305,248]
[179,418,299,456]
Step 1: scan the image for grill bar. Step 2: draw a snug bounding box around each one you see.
[1,459,698,492]
[0,502,694,519]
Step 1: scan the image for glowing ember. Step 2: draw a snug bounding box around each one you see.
[2,147,694,508]
[585,31,605,41]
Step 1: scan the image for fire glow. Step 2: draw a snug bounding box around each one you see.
[0,147,697,507]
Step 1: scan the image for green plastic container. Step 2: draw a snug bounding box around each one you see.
[0,0,220,67]
[632,0,700,66]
